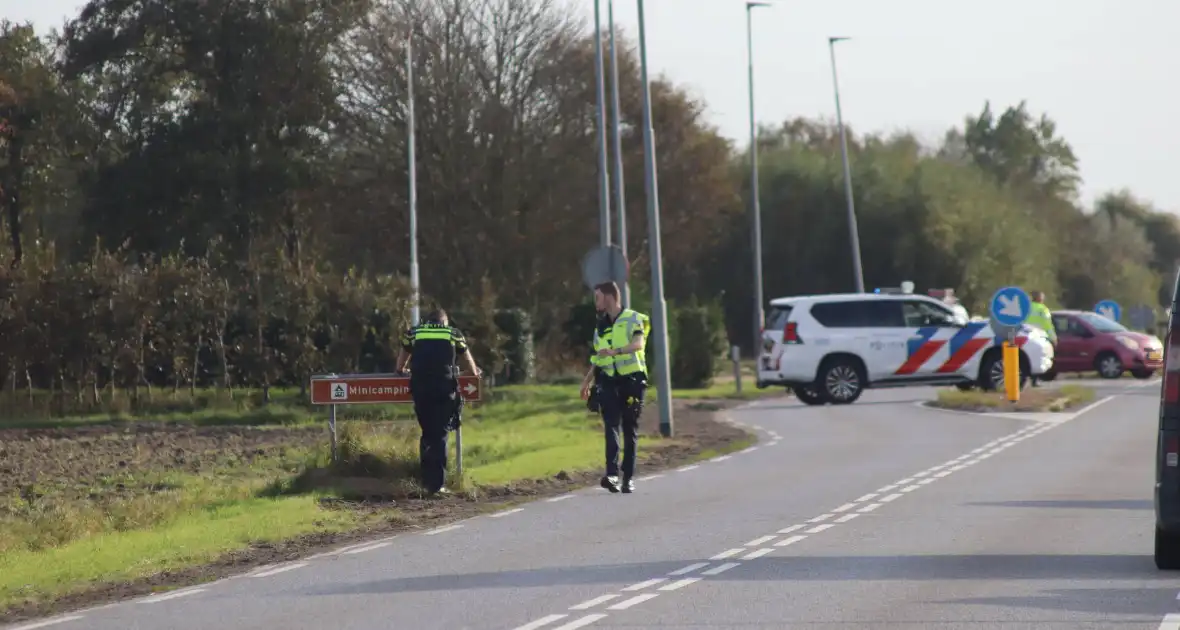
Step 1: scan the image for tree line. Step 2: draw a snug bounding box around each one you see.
[1,0,1176,407]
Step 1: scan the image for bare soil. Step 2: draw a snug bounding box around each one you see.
[0,397,760,624]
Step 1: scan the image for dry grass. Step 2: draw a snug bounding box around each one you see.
[932,384,1096,413]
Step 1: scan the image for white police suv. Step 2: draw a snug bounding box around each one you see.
[755,292,1055,405]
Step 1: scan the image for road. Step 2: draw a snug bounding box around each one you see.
[9,377,1173,630]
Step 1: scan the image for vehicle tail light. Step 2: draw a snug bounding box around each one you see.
[783,321,801,344]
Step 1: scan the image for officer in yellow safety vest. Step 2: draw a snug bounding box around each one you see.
[1026,290,1057,386]
[579,281,651,494]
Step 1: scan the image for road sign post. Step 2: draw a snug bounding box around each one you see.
[1095,299,1122,323]
[309,373,483,484]
[989,286,1031,403]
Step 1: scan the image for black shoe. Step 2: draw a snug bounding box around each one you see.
[621,478,634,493]
[600,475,620,493]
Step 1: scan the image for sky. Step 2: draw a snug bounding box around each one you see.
[5,0,1177,212]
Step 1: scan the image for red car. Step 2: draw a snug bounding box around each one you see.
[1042,309,1164,380]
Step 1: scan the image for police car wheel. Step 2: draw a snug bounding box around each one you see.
[819,358,864,405]
[794,385,825,406]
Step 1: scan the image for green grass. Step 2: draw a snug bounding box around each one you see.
[0,378,764,613]
[932,384,1096,412]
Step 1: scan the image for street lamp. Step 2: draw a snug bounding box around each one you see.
[407,27,420,324]
[607,0,629,307]
[827,36,865,294]
[593,0,612,251]
[636,0,674,437]
[746,0,770,358]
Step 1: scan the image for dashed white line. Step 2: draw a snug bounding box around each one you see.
[1159,613,1180,630]
[745,535,777,547]
[608,594,658,610]
[251,562,308,578]
[426,524,463,535]
[901,484,921,492]
[515,614,569,630]
[622,577,667,591]
[701,562,740,576]
[918,478,937,485]
[660,578,702,591]
[911,471,930,478]
[570,594,620,610]
[896,477,915,484]
[742,548,774,560]
[880,493,903,502]
[774,534,808,547]
[637,474,664,481]
[739,446,759,454]
[808,513,833,523]
[491,508,525,518]
[855,493,879,502]
[712,455,731,462]
[834,513,860,523]
[934,470,954,478]
[677,464,700,472]
[547,495,574,503]
[139,588,206,604]
[342,542,392,554]
[7,616,86,630]
[876,484,898,493]
[777,524,805,534]
[552,613,609,629]
[805,523,835,534]
[857,503,882,513]
[668,562,709,576]
[711,548,745,560]
[831,502,858,513]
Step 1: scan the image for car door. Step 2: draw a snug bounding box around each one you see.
[1053,314,1090,372]
[897,299,967,378]
[850,299,911,381]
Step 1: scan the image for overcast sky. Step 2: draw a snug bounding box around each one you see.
[5,0,1176,212]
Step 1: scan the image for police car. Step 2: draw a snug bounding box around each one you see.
[755,292,1055,405]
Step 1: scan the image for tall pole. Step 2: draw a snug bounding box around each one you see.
[828,36,865,294]
[608,0,630,308]
[636,0,673,437]
[593,0,612,253]
[407,28,420,325]
[746,2,769,357]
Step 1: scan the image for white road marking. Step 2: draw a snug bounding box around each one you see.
[901,484,921,492]
[808,513,834,523]
[622,578,667,591]
[834,513,860,523]
[547,495,574,502]
[607,594,658,610]
[857,503,882,513]
[934,470,954,478]
[426,524,463,535]
[805,523,835,534]
[668,562,710,576]
[745,535,777,546]
[876,484,898,493]
[677,464,700,472]
[880,493,903,502]
[895,477,915,484]
[777,524,805,534]
[514,614,569,630]
[769,440,781,446]
[918,478,937,485]
[831,502,858,513]
[741,548,774,560]
[911,471,930,478]
[712,455,731,462]
[660,578,701,591]
[139,588,206,604]
[701,562,740,576]
[552,614,609,629]
[251,562,308,578]
[490,508,525,518]
[949,465,967,472]
[637,474,664,481]
[739,447,759,454]
[711,548,745,560]
[1158,613,1180,630]
[570,595,620,610]
[775,535,808,547]
[342,542,391,555]
[8,616,86,630]
[855,493,879,502]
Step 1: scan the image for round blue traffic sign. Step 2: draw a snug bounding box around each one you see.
[989,286,1031,327]
[1095,299,1121,322]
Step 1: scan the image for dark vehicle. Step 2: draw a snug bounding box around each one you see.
[1156,271,1180,569]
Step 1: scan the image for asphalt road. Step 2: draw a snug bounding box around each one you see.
[10,378,1174,630]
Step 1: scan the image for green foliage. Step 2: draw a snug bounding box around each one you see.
[494,308,536,384]
[669,297,729,389]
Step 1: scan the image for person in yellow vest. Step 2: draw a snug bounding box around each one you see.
[579,281,650,494]
[1026,290,1057,386]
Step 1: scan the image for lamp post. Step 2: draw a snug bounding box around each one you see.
[607,0,630,307]
[828,36,865,293]
[407,27,420,324]
[593,0,612,252]
[746,1,770,356]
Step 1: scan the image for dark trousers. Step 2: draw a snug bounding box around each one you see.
[600,376,646,479]
[411,378,455,492]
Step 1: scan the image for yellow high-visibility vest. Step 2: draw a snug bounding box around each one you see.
[591,309,650,377]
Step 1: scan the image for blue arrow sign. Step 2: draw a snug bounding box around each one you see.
[1095,299,1121,322]
[989,286,1031,327]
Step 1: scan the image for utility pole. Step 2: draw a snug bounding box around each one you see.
[828,36,865,293]
[407,27,420,324]
[746,1,770,353]
[593,0,612,253]
[608,0,630,308]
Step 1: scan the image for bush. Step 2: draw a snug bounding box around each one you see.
[669,297,728,389]
[494,308,536,384]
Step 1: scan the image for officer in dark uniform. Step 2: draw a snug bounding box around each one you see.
[394,309,481,495]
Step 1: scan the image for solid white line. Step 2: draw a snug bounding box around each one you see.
[774,535,808,547]
[855,493,879,502]
[701,562,740,575]
[677,464,700,472]
[426,524,463,535]
[739,447,759,454]
[834,513,860,523]
[343,542,391,554]
[712,455,731,462]
[745,535,777,546]
[777,524,805,534]
[901,484,921,492]
[711,548,745,560]
[741,548,774,560]
[491,508,525,518]
[570,594,620,610]
[251,562,308,578]
[8,617,86,630]
[831,502,858,513]
[805,523,835,534]
[622,578,667,591]
[808,513,833,523]
[637,474,664,481]
[880,493,903,502]
[668,562,710,576]
[514,614,569,630]
[607,594,657,610]
[140,588,206,604]
[547,495,574,502]
[857,503,882,513]
[1073,394,1115,416]
[1158,612,1180,630]
[552,613,608,629]
[660,578,702,591]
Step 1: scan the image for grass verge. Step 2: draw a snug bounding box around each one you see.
[0,380,766,620]
[930,384,1097,413]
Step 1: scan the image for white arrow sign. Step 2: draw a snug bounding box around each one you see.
[463,383,477,395]
[1098,306,1115,320]
[997,294,1024,318]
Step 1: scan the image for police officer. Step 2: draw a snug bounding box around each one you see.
[1026,290,1057,386]
[579,282,650,494]
[394,309,481,495]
